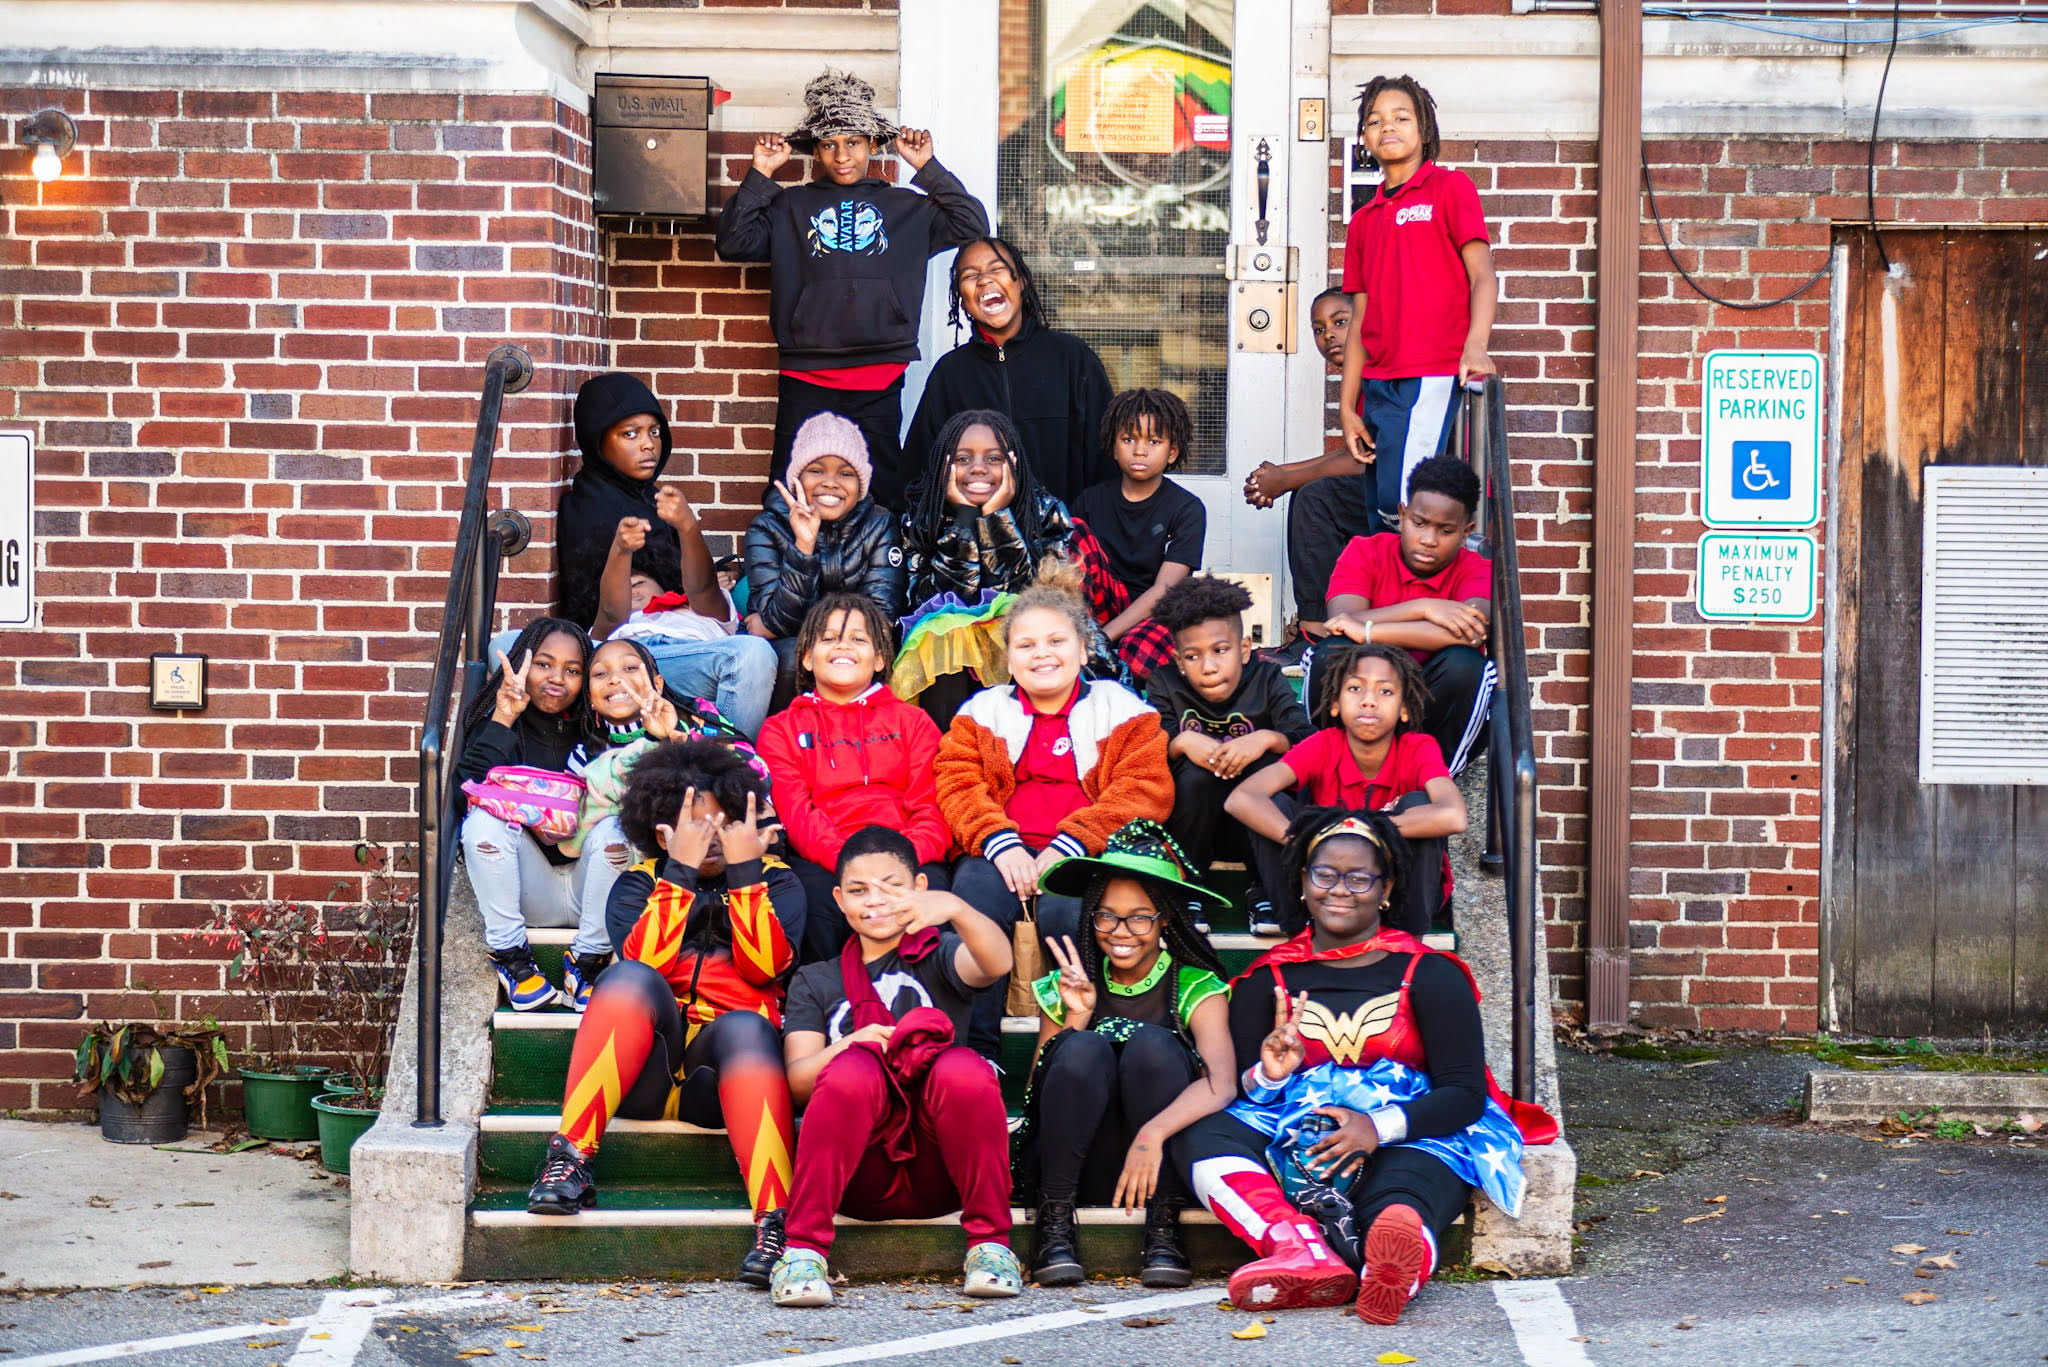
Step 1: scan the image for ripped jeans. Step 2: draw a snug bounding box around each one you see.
[461,809,630,956]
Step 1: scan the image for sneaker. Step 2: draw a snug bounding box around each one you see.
[1227,1217,1357,1312]
[526,1133,597,1214]
[491,942,564,1012]
[769,1247,833,1308]
[1029,1200,1083,1287]
[1257,634,1315,669]
[561,950,612,1012]
[1247,882,1280,938]
[1354,1204,1435,1325]
[737,1208,787,1289]
[1188,898,1212,937]
[1139,1195,1192,1288]
[962,1241,1023,1298]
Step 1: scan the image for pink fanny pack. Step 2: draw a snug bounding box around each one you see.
[462,765,586,844]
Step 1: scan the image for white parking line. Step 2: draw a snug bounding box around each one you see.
[1493,1280,1595,1367]
[720,1286,1223,1367]
[10,1291,500,1367]
[285,1288,393,1366]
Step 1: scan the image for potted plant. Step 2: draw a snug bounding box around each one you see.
[74,1016,229,1145]
[307,843,417,1174]
[204,891,333,1139]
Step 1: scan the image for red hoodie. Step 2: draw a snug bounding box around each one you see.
[757,685,952,871]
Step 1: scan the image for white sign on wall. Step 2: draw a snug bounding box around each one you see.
[1699,349,1823,529]
[1695,532,1817,622]
[0,429,31,627]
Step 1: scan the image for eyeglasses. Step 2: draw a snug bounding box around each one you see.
[957,262,1015,288]
[947,451,1012,470]
[1091,910,1159,935]
[1306,865,1386,897]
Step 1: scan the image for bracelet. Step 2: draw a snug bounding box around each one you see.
[1363,618,1373,644]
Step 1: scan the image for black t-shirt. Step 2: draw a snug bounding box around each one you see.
[1073,478,1206,589]
[782,932,973,1043]
[1146,657,1314,747]
[1230,952,1487,1140]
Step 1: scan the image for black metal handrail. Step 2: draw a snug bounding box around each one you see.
[414,344,535,1128]
[1452,376,1542,1104]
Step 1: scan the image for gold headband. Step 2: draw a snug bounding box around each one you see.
[1306,816,1389,861]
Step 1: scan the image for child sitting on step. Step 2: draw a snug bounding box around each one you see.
[1013,821,1237,1290]
[524,741,803,1292]
[771,826,1018,1307]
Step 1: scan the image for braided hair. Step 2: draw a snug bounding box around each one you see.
[1354,74,1441,170]
[1276,805,1411,939]
[947,236,1045,334]
[461,615,604,751]
[1099,387,1193,473]
[1073,871,1229,996]
[588,635,746,744]
[1310,640,1431,735]
[905,407,1055,554]
[793,593,898,692]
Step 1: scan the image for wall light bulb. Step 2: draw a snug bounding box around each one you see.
[30,142,61,182]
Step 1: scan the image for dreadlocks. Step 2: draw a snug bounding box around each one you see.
[947,236,1045,334]
[1354,74,1441,170]
[1310,640,1431,733]
[1099,387,1192,473]
[905,407,1056,553]
[461,615,604,751]
[1074,872,1229,994]
[1276,805,1411,939]
[793,593,898,692]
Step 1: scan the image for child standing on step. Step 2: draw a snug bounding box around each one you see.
[1145,575,1314,928]
[1013,821,1237,1290]
[1072,387,1205,686]
[1227,642,1465,938]
[756,595,953,964]
[525,741,802,1292]
[715,68,991,505]
[772,826,1018,1307]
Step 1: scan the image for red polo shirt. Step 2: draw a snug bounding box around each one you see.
[1340,160,1488,380]
[1328,531,1491,661]
[1008,684,1087,850]
[1282,728,1449,812]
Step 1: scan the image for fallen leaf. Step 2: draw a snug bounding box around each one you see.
[1740,1177,1773,1184]
[1122,1315,1173,1328]
[137,1260,171,1270]
[510,1325,545,1333]
[520,1358,545,1363]
[1890,1243,1927,1255]
[263,1319,289,1326]
[1378,1354,1419,1364]
[536,1308,583,1315]
[1920,1253,1958,1270]
[1635,1206,1661,1214]
[1471,1258,1517,1278]
[505,1342,526,1350]
[86,1195,113,1209]
[1901,1290,1939,1306]
[1231,1322,1268,1340]
[201,1286,232,1294]
[244,1342,284,1350]
[1842,1277,1867,1285]
[307,1333,329,1341]
[0,1191,21,1199]
[1003,1360,1023,1365]
[1832,1209,1850,1215]
[1937,1169,1965,1176]
[1704,1195,1728,1204]
[1628,1169,1664,1179]
[1945,1229,1974,1236]
[1912,1269,1936,1279]
[455,1351,497,1361]
[1681,1210,1725,1224]
[175,1200,214,1208]
[1675,1319,1697,1330]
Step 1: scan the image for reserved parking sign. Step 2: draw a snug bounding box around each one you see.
[1700,350,1822,528]
[0,429,30,627]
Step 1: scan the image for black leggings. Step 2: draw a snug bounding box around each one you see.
[1172,1110,1471,1239]
[1034,1023,1197,1204]
[603,960,785,1125]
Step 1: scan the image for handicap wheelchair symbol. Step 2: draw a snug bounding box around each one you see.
[1731,440,1791,500]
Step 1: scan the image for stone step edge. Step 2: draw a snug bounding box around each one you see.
[471,1206,1221,1230]
[492,1010,1055,1033]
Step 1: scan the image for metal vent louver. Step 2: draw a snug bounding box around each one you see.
[1919,466,2048,785]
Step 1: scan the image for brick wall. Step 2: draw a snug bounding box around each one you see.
[1330,132,2048,1033]
[0,87,599,1114]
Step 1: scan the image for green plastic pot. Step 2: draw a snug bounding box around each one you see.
[239,1065,333,1141]
[310,1092,380,1174]
[321,1074,384,1098]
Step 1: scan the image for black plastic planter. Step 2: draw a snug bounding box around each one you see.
[98,1044,196,1145]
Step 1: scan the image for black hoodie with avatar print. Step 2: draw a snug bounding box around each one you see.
[556,373,680,633]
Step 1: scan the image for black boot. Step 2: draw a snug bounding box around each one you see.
[526,1133,597,1214]
[1139,1194,1192,1288]
[737,1208,786,1288]
[1030,1200,1083,1287]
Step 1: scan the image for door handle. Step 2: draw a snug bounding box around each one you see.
[1254,138,1272,246]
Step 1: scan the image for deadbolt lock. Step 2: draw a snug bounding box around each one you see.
[1234,281,1296,354]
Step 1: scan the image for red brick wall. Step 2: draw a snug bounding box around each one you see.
[1329,133,2048,1033]
[0,87,599,1114]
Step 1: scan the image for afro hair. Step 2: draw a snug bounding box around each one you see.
[1405,454,1482,519]
[1152,574,1253,639]
[617,738,772,860]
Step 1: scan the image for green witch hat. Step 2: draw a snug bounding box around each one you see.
[1038,819,1229,916]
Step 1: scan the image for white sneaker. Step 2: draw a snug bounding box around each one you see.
[769,1248,833,1307]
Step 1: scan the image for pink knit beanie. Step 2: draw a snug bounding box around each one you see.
[787,411,873,499]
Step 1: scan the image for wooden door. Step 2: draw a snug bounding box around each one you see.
[1828,227,2048,1035]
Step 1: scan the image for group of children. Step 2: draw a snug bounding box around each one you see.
[455,67,1538,1325]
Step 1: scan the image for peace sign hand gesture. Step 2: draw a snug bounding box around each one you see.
[773,478,822,555]
[491,649,534,726]
[1044,935,1096,1029]
[1260,987,1310,1084]
[633,678,680,741]
[716,791,768,867]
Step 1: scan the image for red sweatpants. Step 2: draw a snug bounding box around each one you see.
[784,1044,1013,1258]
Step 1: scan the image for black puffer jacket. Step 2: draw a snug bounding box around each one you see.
[900,489,1079,608]
[743,488,908,637]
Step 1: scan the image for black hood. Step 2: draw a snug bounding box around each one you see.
[572,372,672,486]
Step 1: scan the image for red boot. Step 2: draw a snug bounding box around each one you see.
[1354,1204,1434,1325]
[1227,1216,1359,1311]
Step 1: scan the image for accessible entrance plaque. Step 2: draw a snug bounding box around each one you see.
[1699,349,1822,528]
[1695,532,1817,622]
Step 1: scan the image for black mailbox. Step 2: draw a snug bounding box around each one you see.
[593,74,711,216]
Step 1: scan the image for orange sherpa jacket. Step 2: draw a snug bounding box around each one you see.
[934,679,1172,860]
